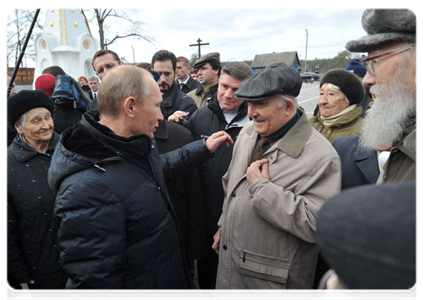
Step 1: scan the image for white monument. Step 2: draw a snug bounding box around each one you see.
[34,9,97,80]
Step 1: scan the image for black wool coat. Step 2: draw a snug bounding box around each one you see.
[7,133,66,289]
[154,120,208,261]
[183,99,249,236]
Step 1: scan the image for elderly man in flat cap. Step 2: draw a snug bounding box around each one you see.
[187,52,221,108]
[7,90,66,289]
[346,9,416,183]
[213,65,341,289]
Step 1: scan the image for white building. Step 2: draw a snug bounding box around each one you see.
[34,9,97,81]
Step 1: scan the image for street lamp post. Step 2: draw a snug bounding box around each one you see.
[305,29,308,73]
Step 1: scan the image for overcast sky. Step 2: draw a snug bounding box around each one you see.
[109,8,369,64]
[92,7,366,62]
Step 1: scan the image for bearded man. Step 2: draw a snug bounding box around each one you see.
[346,9,416,183]
[151,50,197,120]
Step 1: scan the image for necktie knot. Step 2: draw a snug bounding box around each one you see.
[251,137,269,163]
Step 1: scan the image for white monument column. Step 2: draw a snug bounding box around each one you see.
[34,9,97,80]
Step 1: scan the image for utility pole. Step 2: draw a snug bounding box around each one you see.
[189,38,210,58]
[305,29,308,73]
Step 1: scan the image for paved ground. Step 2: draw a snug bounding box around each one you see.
[297,80,320,118]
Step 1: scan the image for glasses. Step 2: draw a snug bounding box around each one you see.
[95,62,120,76]
[362,45,415,75]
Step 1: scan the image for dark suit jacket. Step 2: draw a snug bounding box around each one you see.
[177,76,201,94]
[332,135,380,190]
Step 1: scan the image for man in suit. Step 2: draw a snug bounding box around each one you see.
[332,135,380,190]
[176,56,201,94]
[88,76,100,100]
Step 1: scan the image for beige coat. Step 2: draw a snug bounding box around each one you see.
[216,111,341,289]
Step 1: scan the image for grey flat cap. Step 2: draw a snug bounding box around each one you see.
[235,65,302,101]
[346,9,416,52]
[193,52,221,69]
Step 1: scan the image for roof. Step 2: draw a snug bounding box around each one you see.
[251,51,300,68]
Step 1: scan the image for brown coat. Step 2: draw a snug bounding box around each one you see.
[309,105,363,143]
[216,111,341,289]
[381,128,416,183]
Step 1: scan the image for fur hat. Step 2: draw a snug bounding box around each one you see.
[8,90,54,125]
[320,69,365,105]
[346,9,416,52]
[345,59,367,78]
[35,74,56,98]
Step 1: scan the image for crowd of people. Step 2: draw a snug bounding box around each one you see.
[7,9,415,290]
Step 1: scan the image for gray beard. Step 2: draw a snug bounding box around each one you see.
[359,73,415,151]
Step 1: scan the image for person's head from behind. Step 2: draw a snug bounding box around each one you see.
[318,69,364,118]
[42,66,66,77]
[345,59,367,80]
[8,90,54,147]
[7,75,17,97]
[193,52,221,85]
[88,76,99,92]
[217,62,253,112]
[151,50,177,94]
[137,62,152,70]
[98,65,163,138]
[235,65,301,137]
[92,49,123,80]
[346,9,416,150]
[176,56,191,82]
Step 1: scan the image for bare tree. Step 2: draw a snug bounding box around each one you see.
[7,9,43,68]
[82,9,153,51]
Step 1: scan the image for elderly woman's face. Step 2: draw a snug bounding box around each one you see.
[318,83,349,117]
[15,107,54,145]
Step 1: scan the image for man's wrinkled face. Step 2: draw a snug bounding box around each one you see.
[217,74,244,112]
[153,60,175,94]
[247,96,289,137]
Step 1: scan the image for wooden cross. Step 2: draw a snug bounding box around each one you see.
[189,38,210,58]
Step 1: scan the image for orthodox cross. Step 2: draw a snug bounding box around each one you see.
[189,38,210,58]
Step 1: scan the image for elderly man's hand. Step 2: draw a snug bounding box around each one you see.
[247,159,270,186]
[205,131,234,153]
[168,110,187,123]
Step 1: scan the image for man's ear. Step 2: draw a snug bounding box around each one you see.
[122,97,137,118]
[285,99,295,115]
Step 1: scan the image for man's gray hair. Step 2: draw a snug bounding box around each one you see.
[88,76,99,82]
[220,62,253,81]
[276,94,298,108]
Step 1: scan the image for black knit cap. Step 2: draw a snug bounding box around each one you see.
[235,64,302,101]
[320,69,365,105]
[8,90,54,125]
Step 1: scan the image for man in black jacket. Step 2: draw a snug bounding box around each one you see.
[176,56,201,94]
[169,62,253,289]
[151,50,198,120]
[48,65,232,289]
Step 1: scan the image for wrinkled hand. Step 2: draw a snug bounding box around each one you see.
[212,229,220,255]
[247,159,269,186]
[168,110,186,123]
[205,131,234,153]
